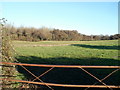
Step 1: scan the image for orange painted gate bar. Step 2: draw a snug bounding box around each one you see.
[0,62,120,90]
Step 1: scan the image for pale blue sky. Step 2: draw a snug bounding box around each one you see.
[1,2,118,35]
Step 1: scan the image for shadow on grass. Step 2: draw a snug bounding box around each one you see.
[71,44,119,50]
[16,56,120,89]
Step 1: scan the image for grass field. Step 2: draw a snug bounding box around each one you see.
[13,40,119,65]
[13,40,119,89]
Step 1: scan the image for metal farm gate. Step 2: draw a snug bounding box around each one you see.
[0,62,120,90]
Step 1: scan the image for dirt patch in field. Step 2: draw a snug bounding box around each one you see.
[24,44,71,47]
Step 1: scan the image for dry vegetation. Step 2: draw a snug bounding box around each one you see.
[6,25,120,42]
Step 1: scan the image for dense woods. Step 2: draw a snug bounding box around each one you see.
[7,25,120,41]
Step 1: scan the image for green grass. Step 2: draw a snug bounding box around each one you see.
[13,40,120,88]
[13,40,119,65]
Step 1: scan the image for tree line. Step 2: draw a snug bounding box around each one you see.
[6,25,120,41]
